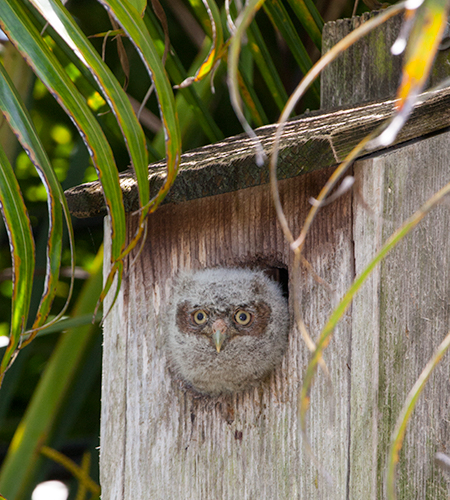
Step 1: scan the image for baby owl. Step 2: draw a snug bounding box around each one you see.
[165,267,289,396]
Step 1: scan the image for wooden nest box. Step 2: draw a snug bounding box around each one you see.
[65,14,450,500]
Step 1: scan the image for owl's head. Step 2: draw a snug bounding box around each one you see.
[165,267,289,396]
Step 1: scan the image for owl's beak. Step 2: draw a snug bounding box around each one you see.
[211,319,227,353]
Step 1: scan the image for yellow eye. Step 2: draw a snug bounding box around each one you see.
[234,309,252,326]
[192,310,208,325]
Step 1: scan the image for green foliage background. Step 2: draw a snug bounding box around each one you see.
[4,0,440,498]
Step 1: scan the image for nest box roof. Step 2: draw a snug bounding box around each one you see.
[64,87,450,218]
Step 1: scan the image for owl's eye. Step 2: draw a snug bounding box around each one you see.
[192,310,208,325]
[234,309,253,326]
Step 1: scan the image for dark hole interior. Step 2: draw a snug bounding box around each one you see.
[264,267,289,299]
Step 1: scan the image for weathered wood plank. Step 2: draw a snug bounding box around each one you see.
[351,132,450,498]
[321,11,450,107]
[323,13,450,499]
[101,168,354,498]
[321,12,404,107]
[65,85,450,218]
[376,134,450,498]
[100,133,450,499]
[98,12,450,500]
[100,221,127,500]
[349,158,383,499]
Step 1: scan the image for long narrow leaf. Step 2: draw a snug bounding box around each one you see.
[176,0,224,87]
[238,69,267,126]
[30,0,150,221]
[0,148,35,383]
[263,0,319,103]
[144,9,224,145]
[247,21,288,113]
[100,0,181,218]
[185,0,214,35]
[92,0,181,305]
[0,62,75,343]
[286,0,323,49]
[227,0,266,164]
[376,0,450,147]
[269,2,406,250]
[28,0,150,317]
[0,250,103,500]
[0,0,126,266]
[386,329,450,500]
[302,0,324,33]
[299,179,450,431]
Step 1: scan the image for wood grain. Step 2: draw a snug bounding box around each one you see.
[100,131,450,500]
[99,12,450,499]
[322,11,450,108]
[321,12,404,108]
[101,167,354,499]
[324,13,450,499]
[351,134,450,499]
[65,84,450,218]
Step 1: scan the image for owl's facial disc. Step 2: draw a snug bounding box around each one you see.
[169,268,289,396]
[211,318,227,353]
